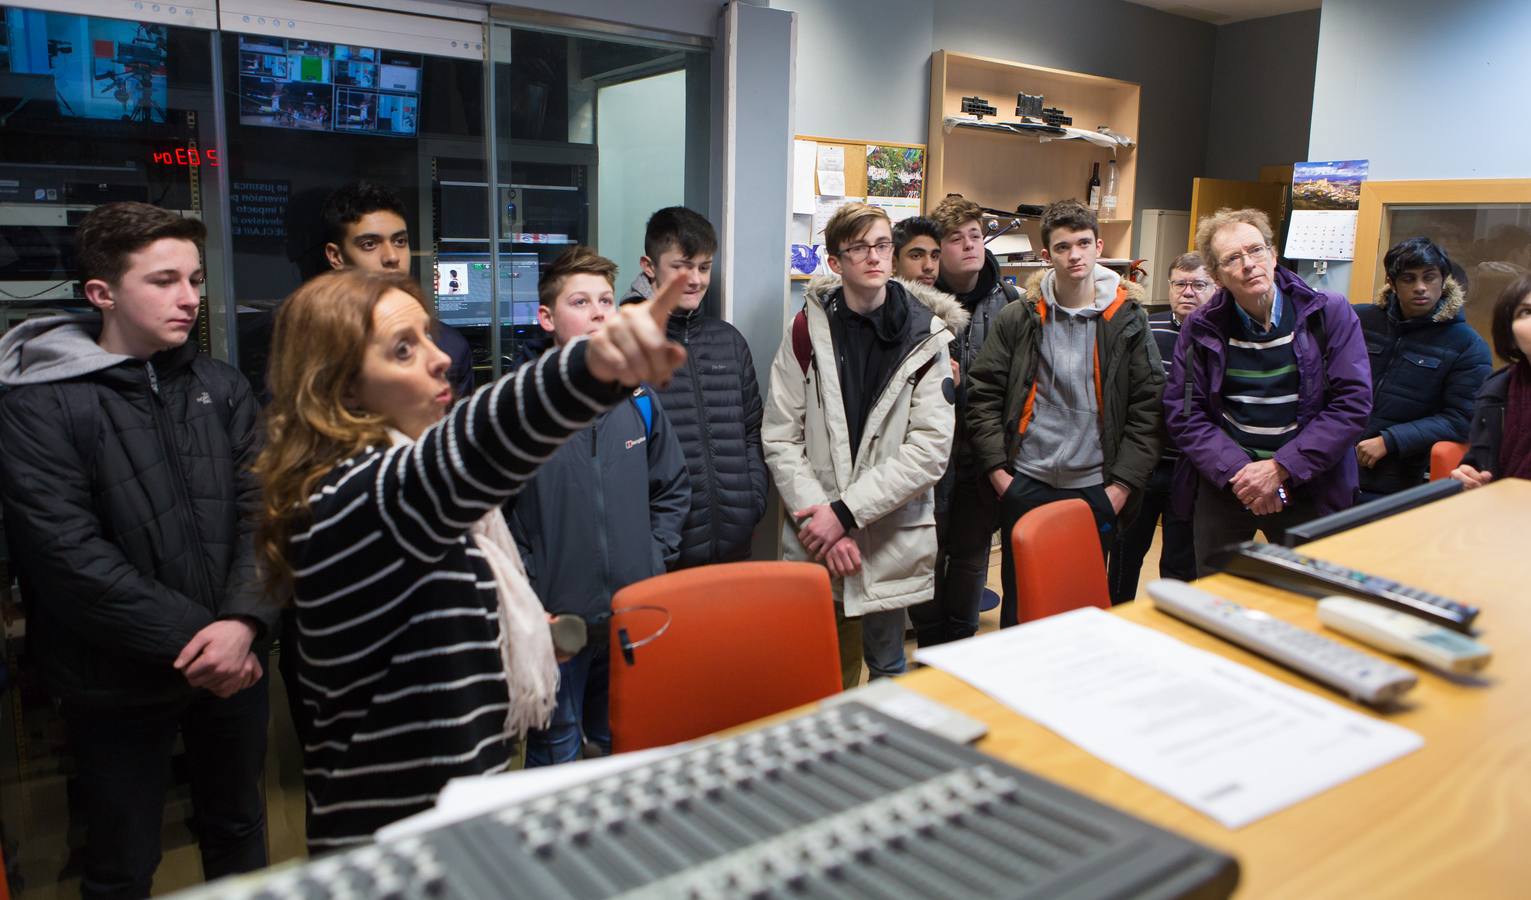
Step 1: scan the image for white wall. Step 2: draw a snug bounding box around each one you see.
[1304,0,1531,291]
[772,0,932,144]
[1309,0,1531,180]
[596,71,687,281]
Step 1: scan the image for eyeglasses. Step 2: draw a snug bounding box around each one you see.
[1170,279,1212,293]
[838,240,894,263]
[1218,243,1271,271]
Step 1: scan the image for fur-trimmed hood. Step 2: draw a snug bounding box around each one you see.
[803,274,971,335]
[1374,276,1466,323]
[1023,265,1147,310]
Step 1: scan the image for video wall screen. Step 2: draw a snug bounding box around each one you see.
[236,36,420,136]
[0,7,168,123]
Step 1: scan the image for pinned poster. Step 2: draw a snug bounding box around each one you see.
[865,144,925,200]
[1285,159,1368,261]
[815,144,845,197]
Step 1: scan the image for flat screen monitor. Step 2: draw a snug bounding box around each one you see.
[236,36,420,137]
[0,8,168,123]
[1281,478,1463,547]
[435,253,541,328]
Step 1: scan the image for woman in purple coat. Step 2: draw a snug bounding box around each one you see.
[1165,208,1373,572]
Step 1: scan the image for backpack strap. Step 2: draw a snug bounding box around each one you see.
[631,389,653,437]
[1000,279,1021,302]
[791,308,813,376]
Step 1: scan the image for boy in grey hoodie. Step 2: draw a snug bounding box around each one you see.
[965,200,1163,626]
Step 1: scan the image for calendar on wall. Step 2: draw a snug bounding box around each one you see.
[1284,159,1369,261]
[1285,210,1359,260]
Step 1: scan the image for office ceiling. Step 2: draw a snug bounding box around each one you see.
[1127,0,1321,25]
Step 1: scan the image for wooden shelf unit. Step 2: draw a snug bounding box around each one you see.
[927,50,1141,259]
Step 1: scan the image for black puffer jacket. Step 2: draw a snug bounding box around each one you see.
[1461,365,1513,473]
[0,315,274,709]
[624,278,769,567]
[1354,279,1492,493]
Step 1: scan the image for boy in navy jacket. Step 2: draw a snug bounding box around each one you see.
[510,246,689,765]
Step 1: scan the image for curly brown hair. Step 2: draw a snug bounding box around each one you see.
[253,269,431,595]
[930,195,984,236]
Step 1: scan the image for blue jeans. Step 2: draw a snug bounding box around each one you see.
[524,644,611,767]
[62,666,270,899]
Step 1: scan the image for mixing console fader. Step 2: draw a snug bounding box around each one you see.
[182,703,1238,899]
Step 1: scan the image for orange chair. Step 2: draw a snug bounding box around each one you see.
[1010,498,1112,623]
[606,561,841,753]
[1430,440,1469,481]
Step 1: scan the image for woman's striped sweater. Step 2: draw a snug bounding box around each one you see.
[288,338,623,849]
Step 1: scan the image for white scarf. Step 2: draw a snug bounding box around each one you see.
[388,430,559,738]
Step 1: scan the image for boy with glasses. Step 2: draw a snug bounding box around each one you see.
[967,199,1162,627]
[1165,207,1372,572]
[1107,252,1214,601]
[764,202,964,685]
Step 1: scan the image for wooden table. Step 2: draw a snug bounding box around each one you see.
[899,478,1529,898]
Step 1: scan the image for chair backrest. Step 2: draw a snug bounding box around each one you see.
[1430,440,1469,481]
[1010,498,1112,622]
[607,561,841,753]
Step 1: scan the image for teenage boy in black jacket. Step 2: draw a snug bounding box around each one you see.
[1353,237,1491,499]
[513,247,689,765]
[622,207,768,567]
[0,202,276,898]
[908,197,1018,646]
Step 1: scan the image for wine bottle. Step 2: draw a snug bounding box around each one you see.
[1087,162,1101,211]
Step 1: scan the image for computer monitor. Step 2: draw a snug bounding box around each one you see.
[1281,478,1463,547]
[434,252,541,328]
[236,37,421,137]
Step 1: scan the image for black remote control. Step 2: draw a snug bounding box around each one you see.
[1206,541,1479,633]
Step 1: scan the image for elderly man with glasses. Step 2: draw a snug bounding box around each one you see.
[1164,208,1372,572]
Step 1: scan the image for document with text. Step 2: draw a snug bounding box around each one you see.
[915,607,1423,828]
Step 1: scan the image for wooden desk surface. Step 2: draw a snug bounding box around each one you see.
[900,478,1530,898]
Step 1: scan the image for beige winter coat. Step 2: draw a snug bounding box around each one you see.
[763,276,968,616]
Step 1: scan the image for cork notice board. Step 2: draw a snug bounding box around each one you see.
[790,134,927,279]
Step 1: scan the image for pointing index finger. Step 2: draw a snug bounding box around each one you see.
[647,271,687,328]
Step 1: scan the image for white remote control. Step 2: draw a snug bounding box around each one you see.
[1318,596,1492,674]
[1146,579,1418,705]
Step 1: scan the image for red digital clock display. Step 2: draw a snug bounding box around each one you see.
[151,148,221,167]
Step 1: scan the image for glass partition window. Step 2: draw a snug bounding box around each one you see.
[219,3,489,394]
[486,20,711,371]
[0,3,227,352]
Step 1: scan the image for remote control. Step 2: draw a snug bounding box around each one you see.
[1206,541,1478,633]
[1147,579,1418,705]
[1318,596,1492,675]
